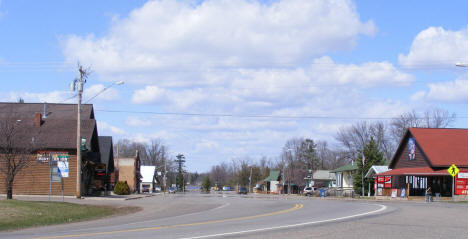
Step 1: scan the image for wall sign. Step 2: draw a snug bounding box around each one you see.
[408,138,416,160]
[456,171,468,195]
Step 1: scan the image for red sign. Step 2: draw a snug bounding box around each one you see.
[455,171,468,195]
[384,176,392,188]
[375,176,392,188]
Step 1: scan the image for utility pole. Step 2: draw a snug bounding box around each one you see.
[249,167,253,193]
[71,65,88,199]
[163,157,167,194]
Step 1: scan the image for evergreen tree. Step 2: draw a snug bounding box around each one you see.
[201,176,212,192]
[353,137,386,196]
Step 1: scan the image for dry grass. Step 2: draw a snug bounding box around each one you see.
[0,200,140,231]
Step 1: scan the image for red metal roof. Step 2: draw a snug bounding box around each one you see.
[376,167,449,176]
[410,128,468,167]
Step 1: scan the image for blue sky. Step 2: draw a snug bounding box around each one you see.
[1,0,468,172]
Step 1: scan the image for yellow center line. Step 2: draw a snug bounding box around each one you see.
[33,203,303,239]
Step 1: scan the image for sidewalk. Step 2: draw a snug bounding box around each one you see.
[0,193,157,202]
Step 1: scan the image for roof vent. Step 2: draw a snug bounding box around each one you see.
[43,103,47,119]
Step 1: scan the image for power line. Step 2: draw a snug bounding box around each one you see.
[94,109,468,120]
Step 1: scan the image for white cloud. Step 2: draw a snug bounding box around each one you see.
[412,78,468,103]
[125,116,153,127]
[62,0,375,77]
[98,121,127,136]
[399,26,468,68]
[308,56,414,87]
[131,85,166,104]
[0,90,73,103]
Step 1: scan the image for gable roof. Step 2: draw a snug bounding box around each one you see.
[0,102,95,120]
[330,162,358,173]
[390,128,468,168]
[99,136,114,173]
[365,165,389,178]
[2,118,96,150]
[264,170,281,182]
[0,102,98,151]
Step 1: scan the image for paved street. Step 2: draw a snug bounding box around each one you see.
[1,193,467,239]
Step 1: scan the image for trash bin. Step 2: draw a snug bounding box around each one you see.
[320,189,326,197]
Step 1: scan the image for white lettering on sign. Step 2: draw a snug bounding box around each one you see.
[458,172,468,179]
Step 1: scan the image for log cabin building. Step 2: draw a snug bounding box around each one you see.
[375,128,468,200]
[0,102,114,196]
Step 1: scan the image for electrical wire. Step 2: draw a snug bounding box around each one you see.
[94,109,468,120]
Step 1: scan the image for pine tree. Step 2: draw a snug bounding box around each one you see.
[201,176,212,192]
[353,137,386,196]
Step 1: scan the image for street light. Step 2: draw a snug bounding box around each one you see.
[84,80,124,103]
[70,67,123,198]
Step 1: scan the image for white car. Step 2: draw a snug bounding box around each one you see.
[303,187,314,196]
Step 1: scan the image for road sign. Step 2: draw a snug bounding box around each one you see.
[57,161,69,178]
[448,164,460,177]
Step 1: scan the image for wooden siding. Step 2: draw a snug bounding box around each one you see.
[119,165,136,192]
[393,139,430,169]
[0,154,77,196]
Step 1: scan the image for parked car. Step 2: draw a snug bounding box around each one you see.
[223,186,231,191]
[303,187,315,196]
[168,187,176,193]
[238,187,248,195]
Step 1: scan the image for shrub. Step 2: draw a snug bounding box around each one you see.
[114,181,130,195]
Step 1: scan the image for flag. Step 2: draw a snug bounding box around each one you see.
[362,154,365,166]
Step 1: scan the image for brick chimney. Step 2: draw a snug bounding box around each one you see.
[34,113,42,126]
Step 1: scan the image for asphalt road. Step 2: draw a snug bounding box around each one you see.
[2,192,468,239]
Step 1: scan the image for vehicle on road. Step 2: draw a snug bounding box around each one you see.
[223,186,231,191]
[303,187,314,196]
[168,187,177,193]
[238,187,248,195]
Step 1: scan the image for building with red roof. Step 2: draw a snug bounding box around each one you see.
[375,128,468,199]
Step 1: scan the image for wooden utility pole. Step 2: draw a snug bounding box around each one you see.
[72,65,88,198]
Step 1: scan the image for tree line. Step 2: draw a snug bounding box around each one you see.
[113,107,455,191]
[203,107,455,190]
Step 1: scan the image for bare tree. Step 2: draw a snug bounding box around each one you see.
[210,163,229,186]
[391,107,456,142]
[114,139,148,160]
[335,121,394,161]
[0,119,35,199]
[145,139,168,167]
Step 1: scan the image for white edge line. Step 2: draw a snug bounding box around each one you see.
[179,204,387,239]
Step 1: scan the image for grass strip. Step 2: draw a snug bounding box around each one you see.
[0,200,139,231]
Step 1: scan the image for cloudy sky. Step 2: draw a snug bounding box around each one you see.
[1,0,468,172]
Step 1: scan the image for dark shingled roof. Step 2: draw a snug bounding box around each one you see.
[7,118,97,150]
[0,102,94,120]
[0,102,97,151]
[99,136,114,173]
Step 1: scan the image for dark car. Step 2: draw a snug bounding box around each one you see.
[238,187,248,195]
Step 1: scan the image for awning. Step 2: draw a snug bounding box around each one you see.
[375,167,449,176]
